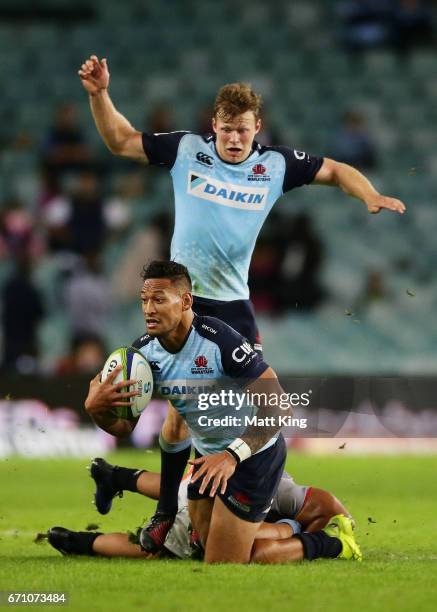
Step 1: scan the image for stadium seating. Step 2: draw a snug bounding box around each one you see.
[1,0,436,374]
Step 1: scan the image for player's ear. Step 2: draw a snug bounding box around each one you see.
[182,291,193,311]
[255,118,262,134]
[212,116,217,134]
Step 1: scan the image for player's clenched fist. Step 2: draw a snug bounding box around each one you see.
[78,55,110,95]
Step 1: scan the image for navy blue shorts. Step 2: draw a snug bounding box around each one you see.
[192,296,262,354]
[187,435,286,523]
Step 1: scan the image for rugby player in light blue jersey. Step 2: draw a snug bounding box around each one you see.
[78,55,406,550]
[80,260,360,563]
[84,260,289,563]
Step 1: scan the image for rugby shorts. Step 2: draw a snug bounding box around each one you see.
[187,435,286,523]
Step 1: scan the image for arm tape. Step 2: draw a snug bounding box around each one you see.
[227,438,252,462]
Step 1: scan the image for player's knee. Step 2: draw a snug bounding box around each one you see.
[204,549,249,564]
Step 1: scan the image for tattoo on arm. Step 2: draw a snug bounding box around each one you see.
[240,373,292,454]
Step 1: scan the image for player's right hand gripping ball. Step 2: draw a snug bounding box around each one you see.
[101,347,153,420]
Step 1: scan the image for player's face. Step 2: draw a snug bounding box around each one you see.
[140,279,189,337]
[213,111,261,163]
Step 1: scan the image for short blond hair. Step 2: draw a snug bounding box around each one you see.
[213,82,262,121]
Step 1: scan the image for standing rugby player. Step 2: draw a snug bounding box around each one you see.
[78,56,406,550]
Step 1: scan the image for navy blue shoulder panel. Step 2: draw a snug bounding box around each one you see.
[262,145,323,192]
[193,315,268,380]
[131,333,154,350]
[141,131,191,168]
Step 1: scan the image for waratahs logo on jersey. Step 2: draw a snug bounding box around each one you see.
[188,172,268,210]
[195,355,208,368]
[247,163,271,183]
[192,355,214,375]
[253,163,266,174]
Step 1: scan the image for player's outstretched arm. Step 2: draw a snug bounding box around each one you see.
[78,55,148,163]
[313,158,406,215]
[84,365,139,437]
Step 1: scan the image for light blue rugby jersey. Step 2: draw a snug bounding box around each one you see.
[132,314,274,456]
[142,132,323,301]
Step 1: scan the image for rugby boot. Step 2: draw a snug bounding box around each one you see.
[89,457,122,515]
[48,527,101,556]
[139,512,176,553]
[323,514,362,561]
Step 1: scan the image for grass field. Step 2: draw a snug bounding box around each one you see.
[1,451,437,612]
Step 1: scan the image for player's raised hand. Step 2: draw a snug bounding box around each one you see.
[366,194,406,215]
[84,365,138,415]
[78,55,110,95]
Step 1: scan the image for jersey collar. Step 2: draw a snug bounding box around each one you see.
[157,318,194,355]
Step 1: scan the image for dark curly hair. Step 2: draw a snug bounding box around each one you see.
[141,260,192,290]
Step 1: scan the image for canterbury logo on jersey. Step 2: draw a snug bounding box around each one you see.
[187,172,268,211]
[196,152,214,167]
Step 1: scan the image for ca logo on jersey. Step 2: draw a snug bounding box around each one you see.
[188,172,268,211]
[232,342,254,363]
[294,150,308,161]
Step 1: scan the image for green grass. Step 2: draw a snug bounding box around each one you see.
[1,452,437,611]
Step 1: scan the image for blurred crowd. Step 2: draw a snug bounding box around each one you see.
[0,102,177,373]
[0,0,435,374]
[337,0,434,54]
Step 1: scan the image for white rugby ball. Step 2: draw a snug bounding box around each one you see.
[101,346,153,419]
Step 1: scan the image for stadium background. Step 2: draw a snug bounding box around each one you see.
[1,0,437,454]
[1,2,437,611]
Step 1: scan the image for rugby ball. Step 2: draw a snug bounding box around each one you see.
[101,346,153,420]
